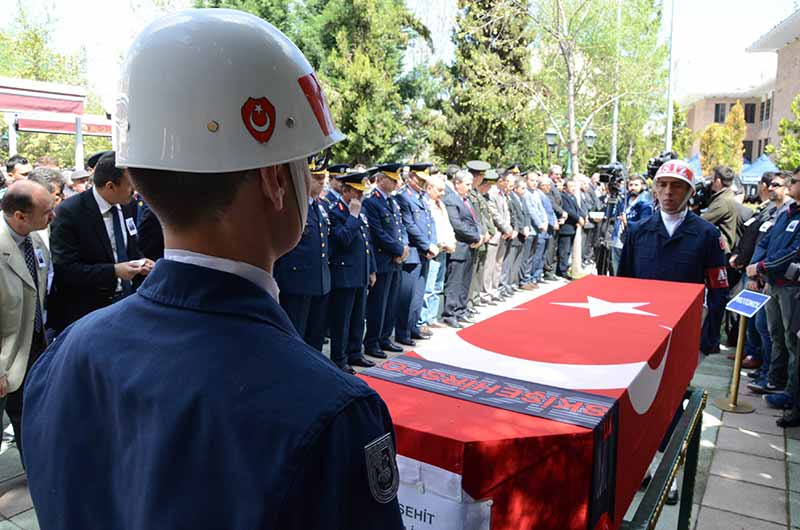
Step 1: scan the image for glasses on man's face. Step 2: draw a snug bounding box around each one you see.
[768,182,784,188]
[791,177,800,185]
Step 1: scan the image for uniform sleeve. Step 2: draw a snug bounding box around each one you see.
[397,194,431,252]
[704,228,729,289]
[276,394,404,530]
[329,207,361,248]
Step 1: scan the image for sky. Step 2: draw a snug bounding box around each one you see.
[0,0,797,112]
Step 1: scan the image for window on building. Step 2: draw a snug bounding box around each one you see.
[760,101,765,122]
[744,103,756,123]
[757,139,762,155]
[714,103,727,123]
[765,98,772,121]
[765,138,770,151]
[743,140,753,163]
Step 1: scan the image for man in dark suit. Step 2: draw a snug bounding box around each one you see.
[273,166,331,351]
[362,165,409,358]
[394,163,438,345]
[47,152,153,334]
[557,179,584,279]
[508,176,534,288]
[441,171,481,328]
[327,171,377,374]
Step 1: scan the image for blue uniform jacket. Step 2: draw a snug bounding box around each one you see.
[362,189,406,274]
[751,203,800,286]
[618,211,728,288]
[328,195,376,288]
[274,198,331,296]
[395,186,436,265]
[23,260,403,530]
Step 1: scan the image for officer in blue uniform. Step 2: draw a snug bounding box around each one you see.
[328,170,377,373]
[362,163,409,357]
[22,10,402,530]
[321,164,350,206]
[274,164,331,351]
[618,159,727,506]
[394,162,438,345]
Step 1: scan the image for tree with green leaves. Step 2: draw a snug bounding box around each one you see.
[0,7,111,167]
[435,0,537,166]
[528,0,667,176]
[766,94,800,171]
[724,101,746,174]
[671,103,695,159]
[199,0,433,164]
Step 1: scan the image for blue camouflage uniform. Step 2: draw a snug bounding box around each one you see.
[23,259,403,530]
[394,184,436,341]
[363,186,407,354]
[327,183,376,371]
[274,197,331,351]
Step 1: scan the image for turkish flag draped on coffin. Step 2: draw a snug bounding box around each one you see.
[361,275,704,530]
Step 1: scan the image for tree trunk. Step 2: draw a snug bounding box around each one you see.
[567,66,579,177]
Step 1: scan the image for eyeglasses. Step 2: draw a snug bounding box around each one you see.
[791,178,800,184]
[768,182,785,188]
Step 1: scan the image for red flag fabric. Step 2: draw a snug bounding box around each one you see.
[362,275,703,530]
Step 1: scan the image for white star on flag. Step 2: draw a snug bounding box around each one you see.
[551,296,657,318]
[254,104,263,113]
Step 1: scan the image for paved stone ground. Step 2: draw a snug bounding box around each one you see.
[0,277,791,529]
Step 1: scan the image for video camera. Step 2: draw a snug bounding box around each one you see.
[646,151,678,180]
[597,161,626,197]
[690,178,712,211]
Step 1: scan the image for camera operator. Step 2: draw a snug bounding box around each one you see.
[746,169,800,423]
[698,166,740,355]
[609,175,654,274]
[618,159,729,504]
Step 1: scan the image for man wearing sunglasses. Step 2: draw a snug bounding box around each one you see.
[747,171,800,425]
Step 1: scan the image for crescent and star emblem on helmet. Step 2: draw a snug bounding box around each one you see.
[241,97,276,144]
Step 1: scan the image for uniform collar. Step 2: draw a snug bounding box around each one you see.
[163,249,279,301]
[137,259,296,337]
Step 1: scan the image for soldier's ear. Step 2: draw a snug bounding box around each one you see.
[258,166,287,212]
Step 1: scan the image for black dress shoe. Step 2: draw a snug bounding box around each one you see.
[665,488,679,506]
[441,317,463,328]
[778,411,800,428]
[365,348,388,359]
[467,308,478,316]
[395,337,417,347]
[458,316,475,324]
[411,332,432,340]
[379,341,403,353]
[336,363,356,374]
[349,356,376,368]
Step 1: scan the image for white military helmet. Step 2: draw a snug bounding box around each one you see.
[653,159,697,196]
[115,8,344,173]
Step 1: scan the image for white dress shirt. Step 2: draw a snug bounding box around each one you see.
[92,187,127,262]
[164,249,280,301]
[429,198,456,250]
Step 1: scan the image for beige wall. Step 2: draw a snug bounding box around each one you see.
[771,38,800,141]
[686,98,761,159]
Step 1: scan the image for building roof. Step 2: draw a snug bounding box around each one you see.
[680,78,774,108]
[748,7,800,52]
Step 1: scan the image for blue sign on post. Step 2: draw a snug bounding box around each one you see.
[726,289,771,318]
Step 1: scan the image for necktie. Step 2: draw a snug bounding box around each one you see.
[21,237,43,333]
[111,207,132,294]
[464,198,476,221]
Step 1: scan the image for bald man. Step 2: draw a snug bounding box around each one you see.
[0,180,54,464]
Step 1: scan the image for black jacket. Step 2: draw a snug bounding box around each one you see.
[443,186,481,260]
[508,192,530,246]
[559,192,581,236]
[48,190,143,333]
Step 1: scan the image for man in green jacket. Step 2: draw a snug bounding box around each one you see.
[700,165,740,354]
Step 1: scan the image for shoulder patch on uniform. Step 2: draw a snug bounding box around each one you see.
[338,203,345,211]
[364,433,399,504]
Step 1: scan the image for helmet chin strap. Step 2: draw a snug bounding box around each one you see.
[288,159,311,228]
